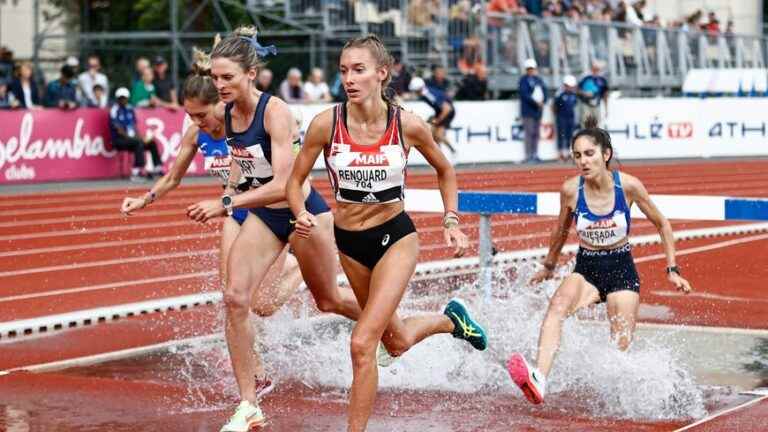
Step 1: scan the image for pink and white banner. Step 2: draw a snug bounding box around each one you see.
[0,108,197,184]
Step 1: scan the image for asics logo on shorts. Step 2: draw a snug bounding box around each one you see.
[381,234,390,246]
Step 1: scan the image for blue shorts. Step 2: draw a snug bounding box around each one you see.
[231,208,249,225]
[250,187,330,243]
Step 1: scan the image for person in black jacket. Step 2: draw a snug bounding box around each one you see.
[8,61,42,109]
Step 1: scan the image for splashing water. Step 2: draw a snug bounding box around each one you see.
[172,260,706,420]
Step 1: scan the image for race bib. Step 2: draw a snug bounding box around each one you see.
[230,145,273,179]
[204,155,232,184]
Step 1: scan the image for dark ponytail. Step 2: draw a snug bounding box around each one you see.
[572,115,614,168]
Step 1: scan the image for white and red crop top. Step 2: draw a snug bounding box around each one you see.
[324,104,408,204]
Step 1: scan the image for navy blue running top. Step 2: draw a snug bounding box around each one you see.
[573,170,632,249]
[224,93,274,187]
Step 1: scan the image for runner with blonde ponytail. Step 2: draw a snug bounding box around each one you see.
[184,27,364,431]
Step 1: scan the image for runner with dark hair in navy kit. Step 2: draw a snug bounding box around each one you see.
[507,115,693,405]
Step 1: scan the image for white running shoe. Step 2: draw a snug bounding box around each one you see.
[376,341,398,367]
[507,353,547,404]
[220,400,267,432]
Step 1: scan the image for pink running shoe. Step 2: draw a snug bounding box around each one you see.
[507,353,546,404]
[254,375,274,401]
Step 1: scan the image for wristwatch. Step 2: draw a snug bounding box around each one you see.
[221,194,234,216]
[666,265,680,275]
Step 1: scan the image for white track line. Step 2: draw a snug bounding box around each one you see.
[0,271,217,303]
[0,250,216,277]
[0,232,218,258]
[0,200,200,217]
[633,232,768,264]
[4,224,768,303]
[651,290,768,303]
[0,333,223,375]
[638,322,768,336]
[0,220,208,241]
[673,394,768,431]
[3,317,767,378]
[0,209,185,228]
[0,195,219,217]
[0,188,220,208]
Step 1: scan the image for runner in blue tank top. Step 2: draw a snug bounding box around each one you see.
[507,115,693,406]
[182,27,366,432]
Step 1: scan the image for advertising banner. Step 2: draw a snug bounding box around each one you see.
[2,98,766,185]
[0,108,192,184]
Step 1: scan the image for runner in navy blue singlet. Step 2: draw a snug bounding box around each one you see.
[507,116,693,406]
[182,27,366,431]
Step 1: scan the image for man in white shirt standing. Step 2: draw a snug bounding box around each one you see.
[302,67,332,103]
[78,55,109,108]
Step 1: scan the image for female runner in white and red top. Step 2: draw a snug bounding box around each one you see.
[286,35,488,432]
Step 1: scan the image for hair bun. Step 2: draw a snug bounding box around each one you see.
[189,47,212,76]
[232,25,258,38]
[583,114,599,129]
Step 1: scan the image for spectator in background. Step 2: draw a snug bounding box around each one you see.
[457,37,485,76]
[454,66,488,101]
[0,79,13,109]
[110,87,163,181]
[426,64,451,93]
[131,67,157,108]
[625,0,645,26]
[704,11,720,35]
[522,0,543,16]
[303,67,332,103]
[553,74,579,162]
[388,54,412,96]
[9,61,42,109]
[279,67,306,103]
[599,5,613,21]
[0,46,14,83]
[681,10,702,33]
[329,71,347,102]
[577,60,609,127]
[65,55,80,72]
[133,57,151,85]
[582,0,604,20]
[448,0,472,50]
[78,55,109,108]
[518,58,547,163]
[724,20,735,37]
[647,14,662,28]
[407,0,436,27]
[256,68,275,93]
[44,65,79,109]
[487,0,522,27]
[87,84,109,108]
[152,56,179,108]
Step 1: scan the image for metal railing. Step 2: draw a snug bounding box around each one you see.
[273,1,768,91]
[32,0,767,93]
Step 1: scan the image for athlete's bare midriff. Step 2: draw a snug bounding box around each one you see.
[334,201,404,231]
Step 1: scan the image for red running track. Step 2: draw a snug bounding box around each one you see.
[1,160,767,431]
